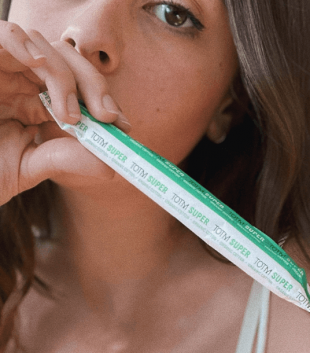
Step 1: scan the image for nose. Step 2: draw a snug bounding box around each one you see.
[60,1,123,73]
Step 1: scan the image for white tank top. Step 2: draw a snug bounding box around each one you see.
[235,280,270,353]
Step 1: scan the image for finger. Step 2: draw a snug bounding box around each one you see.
[19,137,115,191]
[0,70,40,97]
[12,94,54,125]
[0,84,53,125]
[0,49,45,89]
[52,41,131,133]
[0,120,38,205]
[24,30,82,125]
[0,21,47,68]
[0,49,29,72]
[0,49,45,86]
[23,69,46,88]
[0,49,46,87]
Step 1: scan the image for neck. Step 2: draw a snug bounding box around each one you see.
[53,175,193,327]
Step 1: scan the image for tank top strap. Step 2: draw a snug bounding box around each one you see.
[235,280,270,353]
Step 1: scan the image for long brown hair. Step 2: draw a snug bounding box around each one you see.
[1,0,310,350]
[223,0,310,249]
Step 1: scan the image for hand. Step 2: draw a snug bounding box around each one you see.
[0,21,130,206]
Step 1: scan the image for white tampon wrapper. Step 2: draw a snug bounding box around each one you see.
[40,92,310,312]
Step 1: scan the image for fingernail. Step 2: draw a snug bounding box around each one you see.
[102,94,122,114]
[117,113,131,127]
[24,40,47,60]
[102,95,131,132]
[102,95,130,125]
[34,132,43,145]
[114,116,132,133]
[67,92,81,120]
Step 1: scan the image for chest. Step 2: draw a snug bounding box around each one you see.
[14,273,252,353]
[12,240,310,353]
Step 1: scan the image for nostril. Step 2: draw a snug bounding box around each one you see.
[99,51,109,63]
[66,38,76,47]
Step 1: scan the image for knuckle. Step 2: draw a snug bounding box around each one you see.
[56,70,76,87]
[46,64,75,87]
[4,22,21,34]
[0,121,21,145]
[3,22,24,40]
[26,29,43,40]
[5,120,22,130]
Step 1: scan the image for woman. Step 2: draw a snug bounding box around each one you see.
[0,0,310,352]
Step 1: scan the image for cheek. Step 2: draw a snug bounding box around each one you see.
[115,70,218,164]
[112,49,235,165]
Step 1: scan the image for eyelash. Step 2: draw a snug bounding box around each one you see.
[144,0,205,32]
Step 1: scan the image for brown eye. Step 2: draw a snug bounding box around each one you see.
[150,4,192,28]
[144,2,205,31]
[164,5,188,27]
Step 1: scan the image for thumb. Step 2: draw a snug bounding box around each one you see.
[19,137,115,192]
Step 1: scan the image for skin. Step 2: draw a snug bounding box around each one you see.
[2,0,310,352]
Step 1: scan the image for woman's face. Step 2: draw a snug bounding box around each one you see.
[9,0,237,165]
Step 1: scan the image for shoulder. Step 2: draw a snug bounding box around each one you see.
[267,293,310,353]
[266,236,310,353]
